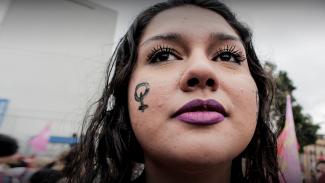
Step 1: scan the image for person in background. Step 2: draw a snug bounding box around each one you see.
[29,168,63,183]
[0,134,20,165]
[316,160,325,183]
[0,133,34,183]
[28,145,79,183]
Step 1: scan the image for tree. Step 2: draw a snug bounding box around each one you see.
[264,62,319,152]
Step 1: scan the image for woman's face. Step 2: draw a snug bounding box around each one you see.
[128,5,258,168]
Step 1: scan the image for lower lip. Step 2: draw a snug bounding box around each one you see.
[175,111,225,125]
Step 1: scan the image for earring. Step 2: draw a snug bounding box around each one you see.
[241,158,247,177]
[106,95,115,111]
[131,162,144,181]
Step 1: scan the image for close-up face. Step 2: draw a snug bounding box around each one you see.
[128,5,258,169]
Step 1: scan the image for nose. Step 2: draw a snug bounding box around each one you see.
[179,58,219,92]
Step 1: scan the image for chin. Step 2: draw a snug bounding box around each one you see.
[155,145,238,168]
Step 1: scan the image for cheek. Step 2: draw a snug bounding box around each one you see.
[128,79,171,112]
[127,74,176,139]
[226,77,258,133]
[238,87,258,114]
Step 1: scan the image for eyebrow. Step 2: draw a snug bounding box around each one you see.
[209,32,241,42]
[140,32,241,47]
[140,33,183,47]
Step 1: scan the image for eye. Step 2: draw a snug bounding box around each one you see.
[147,46,180,63]
[212,45,245,64]
[216,52,237,62]
[152,51,177,62]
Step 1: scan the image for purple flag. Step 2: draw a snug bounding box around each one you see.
[29,125,51,153]
[277,95,303,183]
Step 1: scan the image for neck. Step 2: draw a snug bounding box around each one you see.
[144,158,232,183]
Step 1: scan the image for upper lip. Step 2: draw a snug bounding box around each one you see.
[172,99,227,117]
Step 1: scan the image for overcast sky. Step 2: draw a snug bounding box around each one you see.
[98,0,325,133]
[229,0,325,133]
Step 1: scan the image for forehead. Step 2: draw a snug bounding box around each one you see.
[140,5,239,43]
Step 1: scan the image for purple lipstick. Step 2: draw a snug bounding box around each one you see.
[172,99,227,125]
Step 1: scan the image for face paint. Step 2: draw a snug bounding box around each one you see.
[134,82,150,112]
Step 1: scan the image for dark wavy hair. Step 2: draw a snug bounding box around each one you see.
[0,133,18,157]
[66,0,280,182]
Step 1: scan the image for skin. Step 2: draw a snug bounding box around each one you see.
[128,5,258,183]
[0,153,21,164]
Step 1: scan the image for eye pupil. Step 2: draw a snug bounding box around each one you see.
[220,53,231,61]
[158,53,169,61]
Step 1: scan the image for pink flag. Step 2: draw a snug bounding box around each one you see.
[277,95,303,183]
[29,125,51,153]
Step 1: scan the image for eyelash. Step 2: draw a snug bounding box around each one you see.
[147,45,180,63]
[213,45,246,64]
[146,45,246,64]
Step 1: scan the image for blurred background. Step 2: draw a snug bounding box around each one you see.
[0,0,324,182]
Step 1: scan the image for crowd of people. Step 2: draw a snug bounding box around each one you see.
[0,133,74,183]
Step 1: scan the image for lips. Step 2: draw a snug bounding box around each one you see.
[172,99,227,125]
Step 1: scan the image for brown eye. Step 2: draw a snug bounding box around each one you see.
[219,52,234,62]
[212,45,246,65]
[148,47,180,63]
[154,52,177,62]
[212,52,238,63]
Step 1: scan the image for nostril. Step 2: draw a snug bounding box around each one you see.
[206,79,214,86]
[187,78,199,87]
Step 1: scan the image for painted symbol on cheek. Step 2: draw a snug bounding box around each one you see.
[134,82,150,112]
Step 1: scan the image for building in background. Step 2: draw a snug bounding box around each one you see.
[0,0,117,155]
[302,136,325,183]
